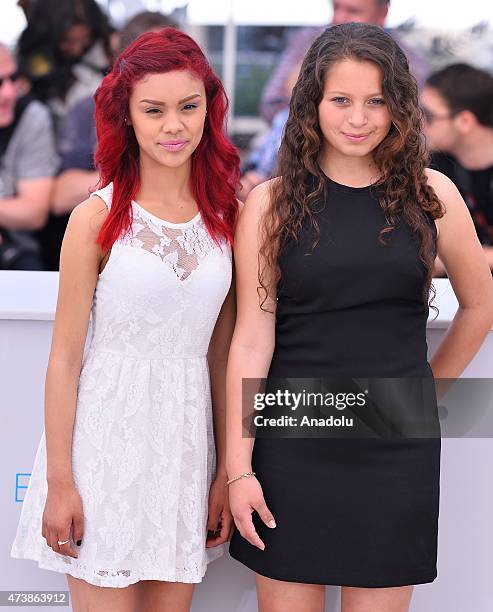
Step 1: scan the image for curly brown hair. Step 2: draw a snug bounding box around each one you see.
[259,22,444,313]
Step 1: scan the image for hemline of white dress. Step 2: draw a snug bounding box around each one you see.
[11,544,225,588]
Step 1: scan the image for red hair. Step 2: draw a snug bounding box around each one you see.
[93,27,240,251]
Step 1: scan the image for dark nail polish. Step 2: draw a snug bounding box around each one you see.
[76,539,82,546]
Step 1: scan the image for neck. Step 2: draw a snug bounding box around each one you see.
[318,146,381,187]
[136,153,193,207]
[452,127,493,171]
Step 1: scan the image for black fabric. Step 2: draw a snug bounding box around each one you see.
[229,174,441,587]
[36,213,70,271]
[430,151,493,246]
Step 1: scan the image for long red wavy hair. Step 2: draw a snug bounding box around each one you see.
[93,27,240,251]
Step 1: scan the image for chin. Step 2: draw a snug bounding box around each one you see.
[158,155,191,169]
[340,143,373,156]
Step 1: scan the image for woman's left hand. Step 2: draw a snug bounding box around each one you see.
[206,472,234,547]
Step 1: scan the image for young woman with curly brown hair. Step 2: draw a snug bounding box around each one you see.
[226,23,493,612]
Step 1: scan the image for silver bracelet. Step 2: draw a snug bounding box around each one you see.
[226,471,256,486]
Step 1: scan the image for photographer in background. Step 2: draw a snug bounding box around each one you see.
[0,44,59,270]
[16,0,114,134]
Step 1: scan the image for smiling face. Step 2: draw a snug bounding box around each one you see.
[318,58,392,162]
[128,69,207,171]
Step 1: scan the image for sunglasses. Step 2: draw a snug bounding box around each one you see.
[0,71,21,88]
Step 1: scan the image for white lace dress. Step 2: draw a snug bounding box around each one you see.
[11,183,231,587]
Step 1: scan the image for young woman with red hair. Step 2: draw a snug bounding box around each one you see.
[12,28,240,611]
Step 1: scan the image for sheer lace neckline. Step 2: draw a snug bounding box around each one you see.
[131,200,201,229]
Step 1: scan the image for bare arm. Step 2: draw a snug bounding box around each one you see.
[0,177,53,230]
[205,272,237,547]
[41,194,108,558]
[226,183,276,478]
[482,246,493,271]
[427,168,493,378]
[226,182,278,550]
[51,169,100,216]
[208,276,237,478]
[45,194,108,484]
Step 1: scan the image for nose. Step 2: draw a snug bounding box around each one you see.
[161,110,185,134]
[348,103,368,128]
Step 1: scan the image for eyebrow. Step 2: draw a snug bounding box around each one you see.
[326,91,383,97]
[138,93,202,105]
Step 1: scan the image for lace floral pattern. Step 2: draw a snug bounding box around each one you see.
[11,183,231,587]
[121,207,218,281]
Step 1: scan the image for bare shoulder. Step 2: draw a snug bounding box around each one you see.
[424,167,462,210]
[235,197,245,215]
[424,166,479,253]
[66,194,110,243]
[237,178,276,226]
[234,180,276,244]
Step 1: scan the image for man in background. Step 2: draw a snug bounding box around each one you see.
[422,63,493,272]
[0,44,58,270]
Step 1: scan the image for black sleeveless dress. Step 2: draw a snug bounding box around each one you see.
[228,174,441,587]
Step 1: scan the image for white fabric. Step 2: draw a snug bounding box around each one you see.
[11,183,232,587]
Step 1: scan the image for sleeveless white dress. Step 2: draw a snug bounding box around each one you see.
[11,183,231,587]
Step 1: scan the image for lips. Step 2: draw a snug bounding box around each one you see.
[343,132,371,142]
[159,140,188,152]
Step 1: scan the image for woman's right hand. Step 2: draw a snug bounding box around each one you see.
[228,475,276,550]
[42,481,84,559]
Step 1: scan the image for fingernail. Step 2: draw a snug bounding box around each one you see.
[268,520,276,528]
[76,539,82,546]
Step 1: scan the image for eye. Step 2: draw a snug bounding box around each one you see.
[331,97,349,104]
[145,108,161,114]
[368,98,385,106]
[182,104,198,111]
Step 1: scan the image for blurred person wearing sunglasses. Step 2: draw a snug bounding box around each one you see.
[421,64,493,272]
[0,44,59,270]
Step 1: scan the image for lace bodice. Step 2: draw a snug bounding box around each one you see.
[120,207,215,281]
[88,183,232,360]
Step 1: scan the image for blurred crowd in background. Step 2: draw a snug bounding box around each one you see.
[0,0,492,274]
